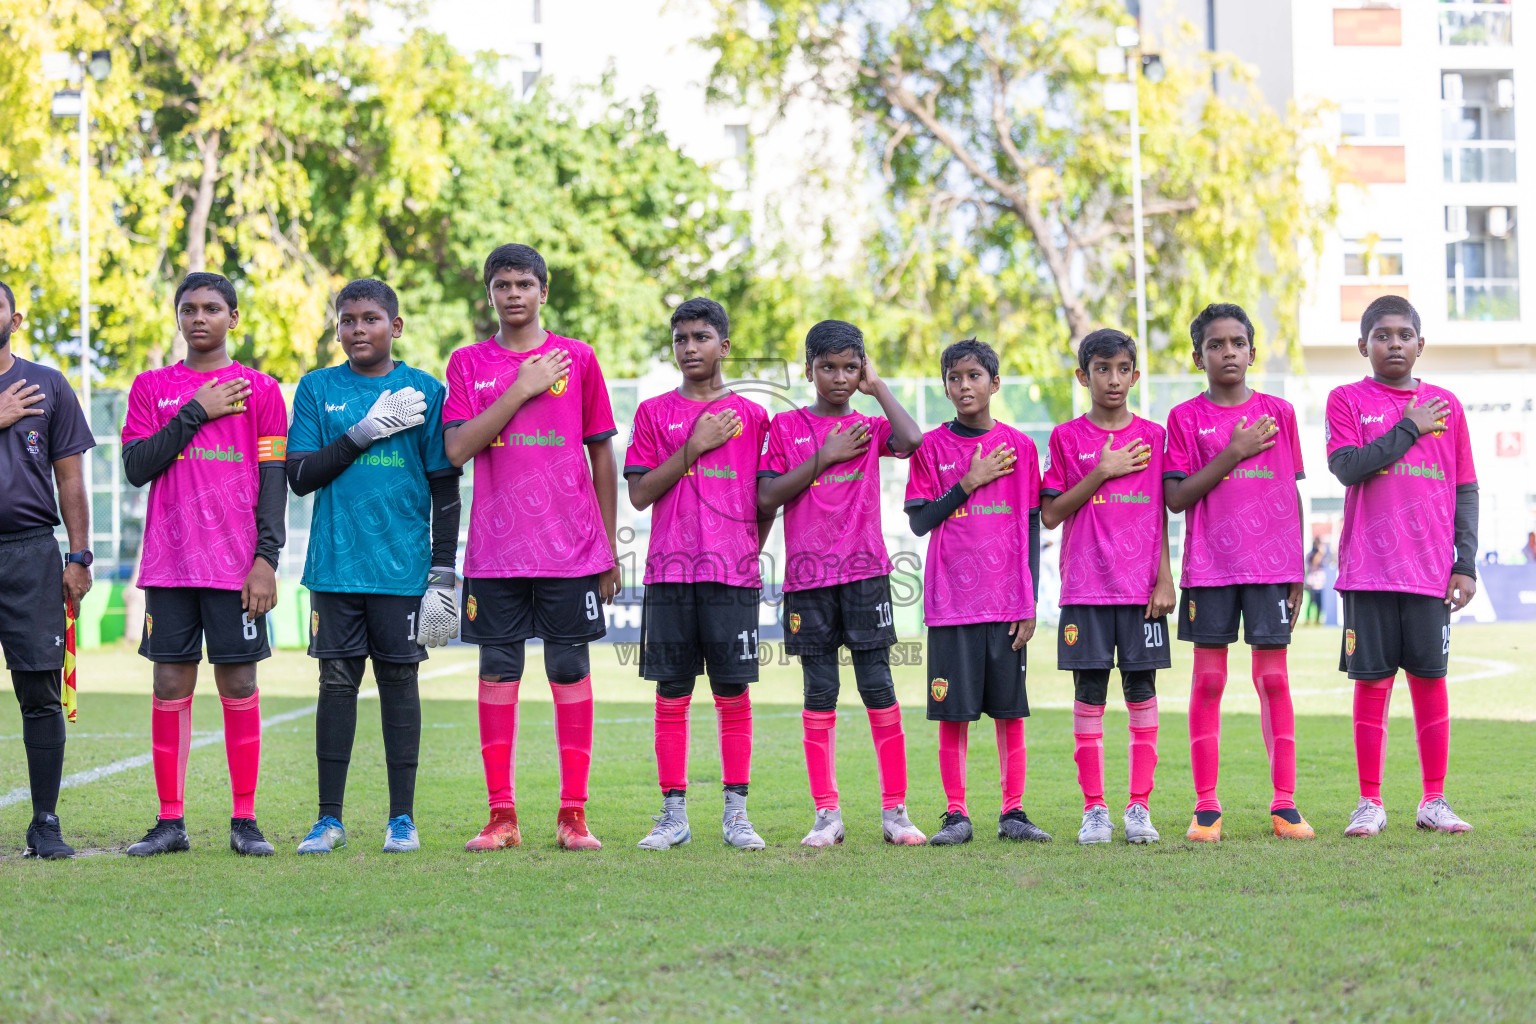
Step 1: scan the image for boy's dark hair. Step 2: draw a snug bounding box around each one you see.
[1077,328,1137,373]
[1360,294,1420,339]
[1189,302,1255,351]
[670,297,729,338]
[0,281,14,315]
[805,319,864,362]
[482,243,548,290]
[174,272,238,310]
[337,278,399,321]
[941,338,1000,379]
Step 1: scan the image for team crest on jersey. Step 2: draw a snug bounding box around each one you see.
[549,376,569,397]
[311,610,319,636]
[467,595,479,621]
[732,420,743,438]
[1064,623,1078,646]
[930,677,949,702]
[145,614,153,637]
[1188,599,1197,622]
[25,429,41,454]
[1345,629,1356,656]
[788,613,802,634]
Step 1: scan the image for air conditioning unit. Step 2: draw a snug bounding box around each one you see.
[1496,78,1515,110]
[1489,207,1511,239]
[1443,73,1464,102]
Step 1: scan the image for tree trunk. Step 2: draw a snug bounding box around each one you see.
[172,132,221,363]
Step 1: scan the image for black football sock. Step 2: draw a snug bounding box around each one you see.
[374,661,421,820]
[13,670,66,818]
[316,657,365,821]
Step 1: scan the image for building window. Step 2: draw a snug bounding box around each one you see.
[1340,100,1402,143]
[1442,72,1516,182]
[724,124,749,159]
[1446,206,1520,320]
[1439,2,1512,46]
[1344,236,1405,279]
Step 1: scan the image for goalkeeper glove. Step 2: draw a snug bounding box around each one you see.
[416,567,459,648]
[347,387,428,445]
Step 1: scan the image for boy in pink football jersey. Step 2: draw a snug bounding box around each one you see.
[1327,295,1478,838]
[758,320,927,848]
[626,298,771,851]
[120,273,288,858]
[1041,328,1175,846]
[444,244,621,852]
[905,340,1051,846]
[1164,304,1313,843]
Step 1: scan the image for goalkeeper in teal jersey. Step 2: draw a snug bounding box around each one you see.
[287,278,462,854]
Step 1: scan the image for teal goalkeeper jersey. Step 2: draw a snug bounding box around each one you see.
[290,361,455,595]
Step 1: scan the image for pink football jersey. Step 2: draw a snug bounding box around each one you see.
[1325,377,1476,597]
[443,333,617,578]
[625,390,770,587]
[122,362,288,590]
[762,408,905,591]
[1164,391,1305,587]
[1042,414,1166,605]
[905,422,1041,625]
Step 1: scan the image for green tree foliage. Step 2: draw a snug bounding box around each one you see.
[707,0,1339,373]
[0,0,742,384]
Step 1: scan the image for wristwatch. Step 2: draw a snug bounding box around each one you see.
[66,550,94,567]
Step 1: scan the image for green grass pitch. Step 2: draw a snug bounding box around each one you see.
[2,624,1533,1022]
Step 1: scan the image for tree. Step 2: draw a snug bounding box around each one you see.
[707,0,1339,373]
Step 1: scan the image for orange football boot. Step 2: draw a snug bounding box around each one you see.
[1271,809,1316,840]
[556,807,603,851]
[464,807,520,851]
[1186,812,1222,843]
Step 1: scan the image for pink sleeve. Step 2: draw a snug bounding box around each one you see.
[442,349,472,424]
[1041,426,1067,493]
[763,414,789,475]
[1285,402,1305,478]
[1324,387,1359,455]
[748,403,770,473]
[1454,404,1477,485]
[121,374,157,444]
[580,348,617,442]
[624,400,659,471]
[903,438,939,503]
[1163,406,1193,476]
[1022,435,1042,509]
[254,378,289,463]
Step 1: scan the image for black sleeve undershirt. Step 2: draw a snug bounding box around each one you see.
[1327,418,1420,487]
[1029,507,1040,602]
[429,471,463,569]
[122,401,208,487]
[285,434,366,496]
[253,464,287,569]
[905,483,968,536]
[1454,484,1479,580]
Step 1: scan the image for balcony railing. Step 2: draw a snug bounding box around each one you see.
[1439,4,1513,46]
[1447,278,1521,320]
[1443,141,1518,182]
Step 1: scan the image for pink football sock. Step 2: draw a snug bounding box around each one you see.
[1406,674,1449,805]
[866,704,908,810]
[220,691,262,820]
[714,692,753,789]
[938,719,969,815]
[654,694,691,793]
[151,695,193,820]
[1188,646,1228,813]
[477,679,520,810]
[1072,701,1107,810]
[1126,697,1159,809]
[1353,678,1394,805]
[995,717,1026,815]
[1252,648,1298,811]
[551,677,594,810]
[801,710,838,810]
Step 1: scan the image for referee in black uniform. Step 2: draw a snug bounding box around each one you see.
[0,281,95,859]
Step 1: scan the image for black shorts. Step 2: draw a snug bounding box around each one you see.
[639,582,760,683]
[1177,583,1295,646]
[782,575,897,655]
[308,591,427,663]
[926,622,1029,722]
[139,587,271,664]
[0,528,68,672]
[1339,590,1450,680]
[461,575,607,646]
[1057,604,1172,671]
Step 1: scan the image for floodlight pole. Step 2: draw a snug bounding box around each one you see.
[77,83,92,500]
[1128,53,1149,419]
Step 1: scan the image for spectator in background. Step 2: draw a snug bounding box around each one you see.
[1304,538,1328,625]
[1523,532,1536,564]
